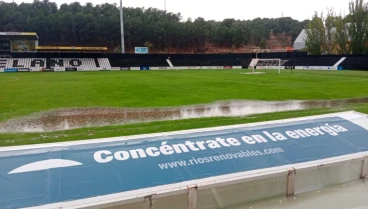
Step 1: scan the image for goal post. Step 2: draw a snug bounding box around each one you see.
[252,59,282,74]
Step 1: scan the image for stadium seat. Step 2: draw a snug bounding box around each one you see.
[0,58,113,71]
[98,58,112,69]
[0,58,10,70]
[51,58,112,71]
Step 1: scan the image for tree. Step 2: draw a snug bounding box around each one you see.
[259,39,267,49]
[0,1,309,52]
[144,41,153,50]
[348,0,368,54]
[325,8,336,54]
[291,20,310,41]
[305,12,327,55]
[334,15,350,54]
[232,27,245,46]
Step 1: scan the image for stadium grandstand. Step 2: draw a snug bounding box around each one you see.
[1,52,366,72]
[1,31,368,72]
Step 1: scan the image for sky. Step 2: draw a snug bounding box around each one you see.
[4,0,351,21]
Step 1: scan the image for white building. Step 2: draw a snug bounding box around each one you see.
[293,29,308,50]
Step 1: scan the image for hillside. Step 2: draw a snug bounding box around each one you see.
[128,33,293,54]
[0,1,305,53]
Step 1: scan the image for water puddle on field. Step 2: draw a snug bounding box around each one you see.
[1,98,368,133]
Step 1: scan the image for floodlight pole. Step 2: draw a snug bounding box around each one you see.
[164,0,167,11]
[120,0,125,54]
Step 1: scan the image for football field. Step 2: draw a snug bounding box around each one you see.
[1,69,368,146]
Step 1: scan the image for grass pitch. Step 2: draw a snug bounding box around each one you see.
[0,69,368,146]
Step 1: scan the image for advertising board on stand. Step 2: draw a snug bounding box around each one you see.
[4,68,18,72]
[188,66,201,69]
[17,68,31,72]
[285,66,295,69]
[65,68,77,71]
[295,66,338,70]
[256,66,285,69]
[140,66,150,70]
[171,67,189,70]
[135,47,149,54]
[141,66,246,70]
[41,68,54,72]
[150,67,170,70]
[0,65,271,72]
[2,111,368,209]
[232,66,242,69]
[201,66,224,69]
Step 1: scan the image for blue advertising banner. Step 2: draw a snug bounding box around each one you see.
[4,68,18,72]
[135,47,149,54]
[1,113,368,208]
[140,66,150,70]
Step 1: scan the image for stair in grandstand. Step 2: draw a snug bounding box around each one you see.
[97,58,111,69]
[0,59,7,68]
[94,58,100,68]
[46,60,51,68]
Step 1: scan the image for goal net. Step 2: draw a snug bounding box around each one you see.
[249,59,282,74]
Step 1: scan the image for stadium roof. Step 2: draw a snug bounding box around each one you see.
[0,32,38,40]
[36,46,107,51]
